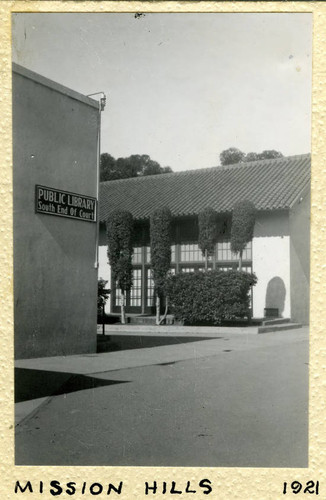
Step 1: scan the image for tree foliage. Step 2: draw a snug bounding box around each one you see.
[220,147,245,166]
[243,152,260,162]
[97,278,110,311]
[257,150,283,160]
[198,207,218,270]
[107,210,134,290]
[100,153,172,181]
[231,200,256,269]
[243,150,284,162]
[220,148,283,166]
[150,207,172,324]
[100,154,117,181]
[107,211,134,323]
[150,207,172,293]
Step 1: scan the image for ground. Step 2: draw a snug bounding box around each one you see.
[15,327,308,467]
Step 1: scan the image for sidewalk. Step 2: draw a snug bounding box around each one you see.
[97,323,259,335]
[15,326,308,466]
[15,326,308,426]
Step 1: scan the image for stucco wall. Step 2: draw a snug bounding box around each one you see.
[252,211,291,319]
[289,190,310,324]
[13,66,99,358]
[100,213,294,319]
[98,224,111,312]
[98,248,112,313]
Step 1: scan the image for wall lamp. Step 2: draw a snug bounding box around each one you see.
[87,91,107,111]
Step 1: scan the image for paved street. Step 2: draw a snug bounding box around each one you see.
[15,327,308,467]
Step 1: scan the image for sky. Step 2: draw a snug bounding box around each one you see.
[12,13,312,172]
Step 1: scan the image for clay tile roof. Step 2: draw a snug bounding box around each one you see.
[99,153,310,222]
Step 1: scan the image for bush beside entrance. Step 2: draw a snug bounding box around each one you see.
[165,270,257,326]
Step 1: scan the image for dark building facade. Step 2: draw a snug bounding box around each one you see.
[13,64,101,358]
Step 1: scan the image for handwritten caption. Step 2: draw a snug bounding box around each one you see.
[283,481,319,495]
[14,479,213,496]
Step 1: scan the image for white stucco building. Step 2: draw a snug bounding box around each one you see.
[98,154,310,324]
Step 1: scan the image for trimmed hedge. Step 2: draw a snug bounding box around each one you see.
[231,200,256,255]
[165,270,257,325]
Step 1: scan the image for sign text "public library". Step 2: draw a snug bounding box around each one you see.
[35,185,97,222]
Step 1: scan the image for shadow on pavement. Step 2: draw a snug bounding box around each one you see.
[97,335,219,353]
[15,368,129,403]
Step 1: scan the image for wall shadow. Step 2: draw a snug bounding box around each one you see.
[15,368,129,403]
[254,211,289,238]
[97,335,219,353]
[265,276,286,316]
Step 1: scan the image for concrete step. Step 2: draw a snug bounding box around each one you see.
[128,316,154,325]
[258,323,302,334]
[104,316,302,334]
[128,315,174,325]
[262,317,291,326]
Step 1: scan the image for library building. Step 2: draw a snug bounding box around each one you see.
[98,153,310,325]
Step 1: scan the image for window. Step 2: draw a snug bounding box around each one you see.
[130,269,142,307]
[146,269,155,307]
[217,266,234,272]
[181,267,195,273]
[216,240,252,262]
[171,245,176,263]
[132,247,142,264]
[242,241,252,261]
[115,283,122,306]
[145,246,151,264]
[180,243,206,262]
[217,264,252,272]
[216,240,236,261]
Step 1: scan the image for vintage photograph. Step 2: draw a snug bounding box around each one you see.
[12,12,311,467]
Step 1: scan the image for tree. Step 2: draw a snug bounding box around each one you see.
[97,278,110,312]
[231,200,256,270]
[129,154,161,176]
[198,207,218,271]
[220,148,283,165]
[243,152,260,162]
[100,154,118,181]
[115,156,140,178]
[107,211,134,324]
[161,166,173,174]
[150,207,172,325]
[257,150,283,160]
[100,153,172,181]
[98,278,111,335]
[220,147,245,166]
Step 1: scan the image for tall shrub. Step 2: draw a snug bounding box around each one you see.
[107,210,133,324]
[98,278,111,335]
[231,200,256,270]
[97,278,111,313]
[150,207,172,325]
[198,207,218,270]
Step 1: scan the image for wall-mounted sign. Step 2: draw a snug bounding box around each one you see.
[35,185,97,222]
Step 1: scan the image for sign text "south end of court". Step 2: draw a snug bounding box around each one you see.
[35,185,97,222]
